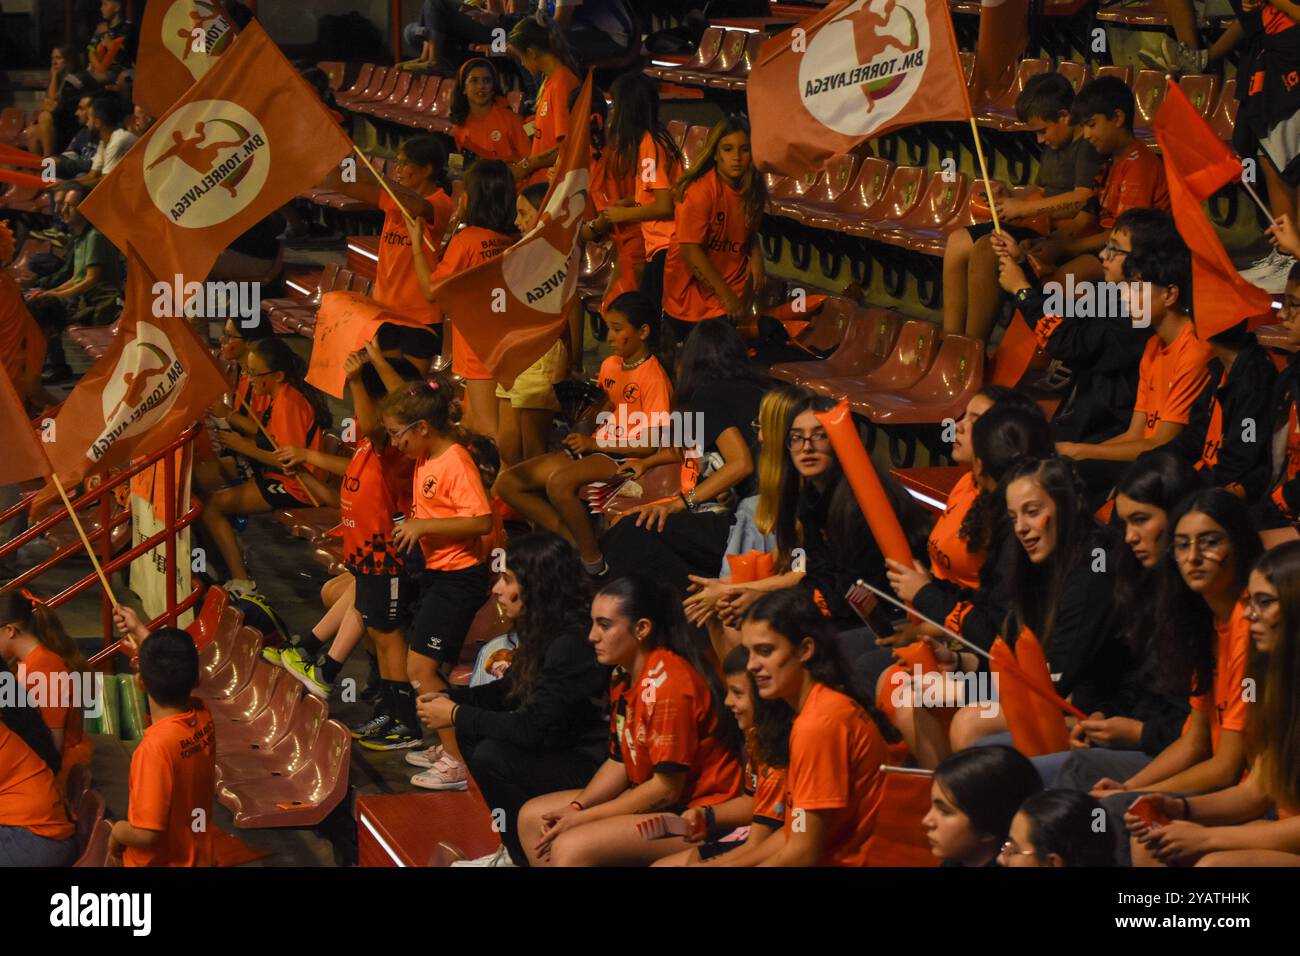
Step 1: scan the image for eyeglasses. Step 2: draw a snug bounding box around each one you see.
[386,421,418,442]
[1172,532,1228,560]
[786,429,831,450]
[246,369,274,378]
[1000,840,1037,859]
[1245,593,1279,617]
[1100,242,1131,258]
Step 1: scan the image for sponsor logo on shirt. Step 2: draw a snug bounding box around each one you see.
[422,475,438,498]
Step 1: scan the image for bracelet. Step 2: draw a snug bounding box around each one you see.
[451,703,460,725]
[703,804,717,839]
[1180,795,1191,821]
[570,799,584,811]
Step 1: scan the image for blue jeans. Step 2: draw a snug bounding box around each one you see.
[0,825,77,866]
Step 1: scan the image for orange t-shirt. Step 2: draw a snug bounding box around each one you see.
[784,682,889,867]
[454,100,530,163]
[260,384,325,504]
[662,169,753,323]
[410,442,492,571]
[749,759,788,830]
[235,370,270,416]
[1198,365,1229,471]
[0,720,73,841]
[19,645,84,758]
[1133,320,1213,439]
[524,67,579,188]
[1188,599,1251,755]
[636,133,681,258]
[926,471,983,590]
[589,150,645,310]
[609,649,744,808]
[124,702,216,867]
[436,226,514,379]
[373,188,455,322]
[592,353,674,447]
[340,436,414,575]
[1097,140,1170,229]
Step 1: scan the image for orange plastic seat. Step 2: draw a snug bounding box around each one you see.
[667,118,689,148]
[784,154,865,226]
[850,335,985,425]
[681,125,711,170]
[1092,64,1133,87]
[198,625,263,701]
[217,718,349,828]
[357,71,412,116]
[769,166,832,220]
[74,819,114,867]
[1131,69,1169,139]
[978,58,1051,131]
[196,604,248,683]
[1056,59,1088,92]
[216,693,329,782]
[1178,73,1220,118]
[343,67,393,110]
[801,157,896,231]
[1208,77,1238,142]
[412,79,455,132]
[675,29,748,85]
[877,172,971,253]
[709,33,764,90]
[823,320,941,402]
[847,166,929,239]
[773,307,903,391]
[211,665,305,748]
[372,74,433,121]
[644,27,724,80]
[187,586,230,653]
[335,63,377,105]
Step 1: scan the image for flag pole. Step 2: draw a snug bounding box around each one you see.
[229,391,323,507]
[351,145,441,258]
[1241,177,1275,222]
[46,469,120,608]
[968,117,1003,234]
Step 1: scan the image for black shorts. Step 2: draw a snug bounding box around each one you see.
[639,248,667,314]
[965,221,1043,245]
[407,563,491,664]
[253,471,308,508]
[352,571,413,631]
[377,321,441,360]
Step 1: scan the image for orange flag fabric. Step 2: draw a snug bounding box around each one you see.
[1010,628,1071,754]
[0,358,52,486]
[0,169,46,189]
[429,74,594,389]
[968,0,1029,109]
[81,20,352,285]
[0,143,44,167]
[1153,79,1274,339]
[990,637,1053,756]
[0,271,47,398]
[306,291,433,398]
[747,0,972,176]
[134,0,238,120]
[38,248,231,493]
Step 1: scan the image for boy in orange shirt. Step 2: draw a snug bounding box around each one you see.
[109,608,216,867]
[1055,234,1212,502]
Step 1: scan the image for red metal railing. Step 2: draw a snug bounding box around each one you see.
[0,425,206,664]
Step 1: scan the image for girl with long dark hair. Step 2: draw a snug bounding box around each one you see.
[518,575,743,866]
[416,533,610,867]
[450,57,530,165]
[508,16,580,187]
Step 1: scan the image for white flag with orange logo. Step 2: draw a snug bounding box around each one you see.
[134,0,237,119]
[81,19,352,284]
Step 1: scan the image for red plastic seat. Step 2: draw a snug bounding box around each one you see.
[864,769,939,867]
[357,789,500,866]
[1208,77,1238,142]
[821,320,941,401]
[412,78,455,132]
[210,665,304,747]
[351,67,398,110]
[335,63,376,105]
[198,625,263,701]
[783,154,864,225]
[1092,64,1133,87]
[339,66,390,109]
[1178,73,1220,118]
[644,27,724,81]
[1056,60,1088,92]
[371,74,431,121]
[978,58,1051,130]
[709,33,764,91]
[675,29,747,85]
[1131,69,1169,139]
[215,693,328,781]
[851,335,985,424]
[216,718,350,828]
[681,125,711,171]
[768,167,828,220]
[74,819,115,867]
[390,76,447,126]
[667,119,688,149]
[877,172,971,250]
[847,166,929,239]
[358,71,412,116]
[187,586,229,653]
[196,604,247,682]
[772,307,903,390]
[801,157,896,231]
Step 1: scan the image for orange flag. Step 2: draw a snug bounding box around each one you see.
[0,358,52,486]
[968,0,1029,109]
[429,74,594,389]
[134,0,238,120]
[1010,628,1071,754]
[0,271,47,398]
[0,143,43,167]
[306,291,432,398]
[1153,79,1274,339]
[747,0,972,176]
[989,637,1052,755]
[38,248,231,494]
[81,19,352,285]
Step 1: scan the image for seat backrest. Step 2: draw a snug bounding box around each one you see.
[739,33,763,75]
[75,788,105,850]
[709,30,748,74]
[64,763,91,806]
[430,79,455,116]
[1093,64,1133,87]
[1179,73,1220,117]
[928,334,984,396]
[385,72,413,105]
[1055,60,1088,92]
[1132,69,1168,126]
[845,157,895,214]
[805,153,862,205]
[187,585,230,650]
[859,308,903,366]
[667,119,688,148]
[901,171,968,228]
[400,74,431,109]
[689,27,725,70]
[772,166,823,202]
[992,58,1049,110]
[362,67,390,100]
[343,63,374,96]
[864,165,927,222]
[369,68,400,102]
[682,125,711,170]
[314,262,342,295]
[889,320,938,374]
[74,819,113,867]
[1209,77,1238,139]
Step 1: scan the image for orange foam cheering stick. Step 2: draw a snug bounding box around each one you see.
[1011,628,1071,754]
[726,552,758,583]
[813,400,912,566]
[990,637,1053,756]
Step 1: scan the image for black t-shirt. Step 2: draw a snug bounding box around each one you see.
[684,380,765,503]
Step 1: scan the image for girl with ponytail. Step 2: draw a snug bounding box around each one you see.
[508,15,580,188]
[1,590,88,764]
[200,336,334,596]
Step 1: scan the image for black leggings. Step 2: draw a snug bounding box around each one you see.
[601,510,735,599]
[459,734,605,865]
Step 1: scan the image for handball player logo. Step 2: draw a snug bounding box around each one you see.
[162,0,234,79]
[89,322,187,463]
[797,0,928,138]
[622,383,639,403]
[490,130,502,142]
[142,100,271,230]
[500,168,589,314]
[422,476,438,498]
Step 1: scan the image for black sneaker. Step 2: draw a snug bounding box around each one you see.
[358,721,423,751]
[349,711,392,740]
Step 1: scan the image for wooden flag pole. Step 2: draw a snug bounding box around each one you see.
[351,145,441,258]
[230,391,323,507]
[48,471,120,608]
[1241,177,1276,224]
[968,116,1003,234]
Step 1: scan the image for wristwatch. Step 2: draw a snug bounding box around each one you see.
[680,489,699,512]
[1014,286,1034,305]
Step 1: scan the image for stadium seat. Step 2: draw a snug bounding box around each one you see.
[878,172,972,254]
[335,63,376,106]
[850,334,985,424]
[771,307,903,390]
[800,156,896,232]
[1178,73,1219,118]
[371,73,431,122]
[217,717,350,828]
[357,789,500,866]
[1056,59,1088,92]
[674,29,748,86]
[644,27,724,81]
[356,71,413,117]
[768,167,829,220]
[199,625,264,701]
[411,78,455,133]
[187,586,230,653]
[847,165,929,239]
[1092,64,1133,87]
[338,66,390,109]
[1208,77,1238,142]
[215,692,328,781]
[708,33,764,91]
[681,125,712,170]
[73,819,114,867]
[978,58,1051,131]
[195,603,247,678]
[667,118,688,149]
[350,67,399,111]
[819,319,941,401]
[1131,69,1169,140]
[782,153,864,226]
[210,664,304,745]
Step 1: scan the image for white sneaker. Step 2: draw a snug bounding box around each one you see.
[404,743,446,768]
[450,845,517,867]
[223,577,258,598]
[1240,250,1296,294]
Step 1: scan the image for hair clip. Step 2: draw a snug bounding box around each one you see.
[426,379,441,391]
[19,588,44,607]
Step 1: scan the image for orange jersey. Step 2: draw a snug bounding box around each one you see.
[1097,141,1170,229]
[124,702,216,867]
[411,442,492,571]
[608,649,743,807]
[437,226,514,379]
[524,67,579,188]
[784,682,889,866]
[453,101,530,163]
[750,760,788,830]
[1198,365,1230,470]
[1188,599,1251,755]
[19,645,84,758]
[1134,321,1213,439]
[373,188,454,322]
[590,150,645,309]
[340,436,414,575]
[636,133,681,258]
[234,370,270,416]
[926,471,983,589]
[260,384,325,503]
[0,720,73,841]
[662,168,754,323]
[592,353,674,447]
